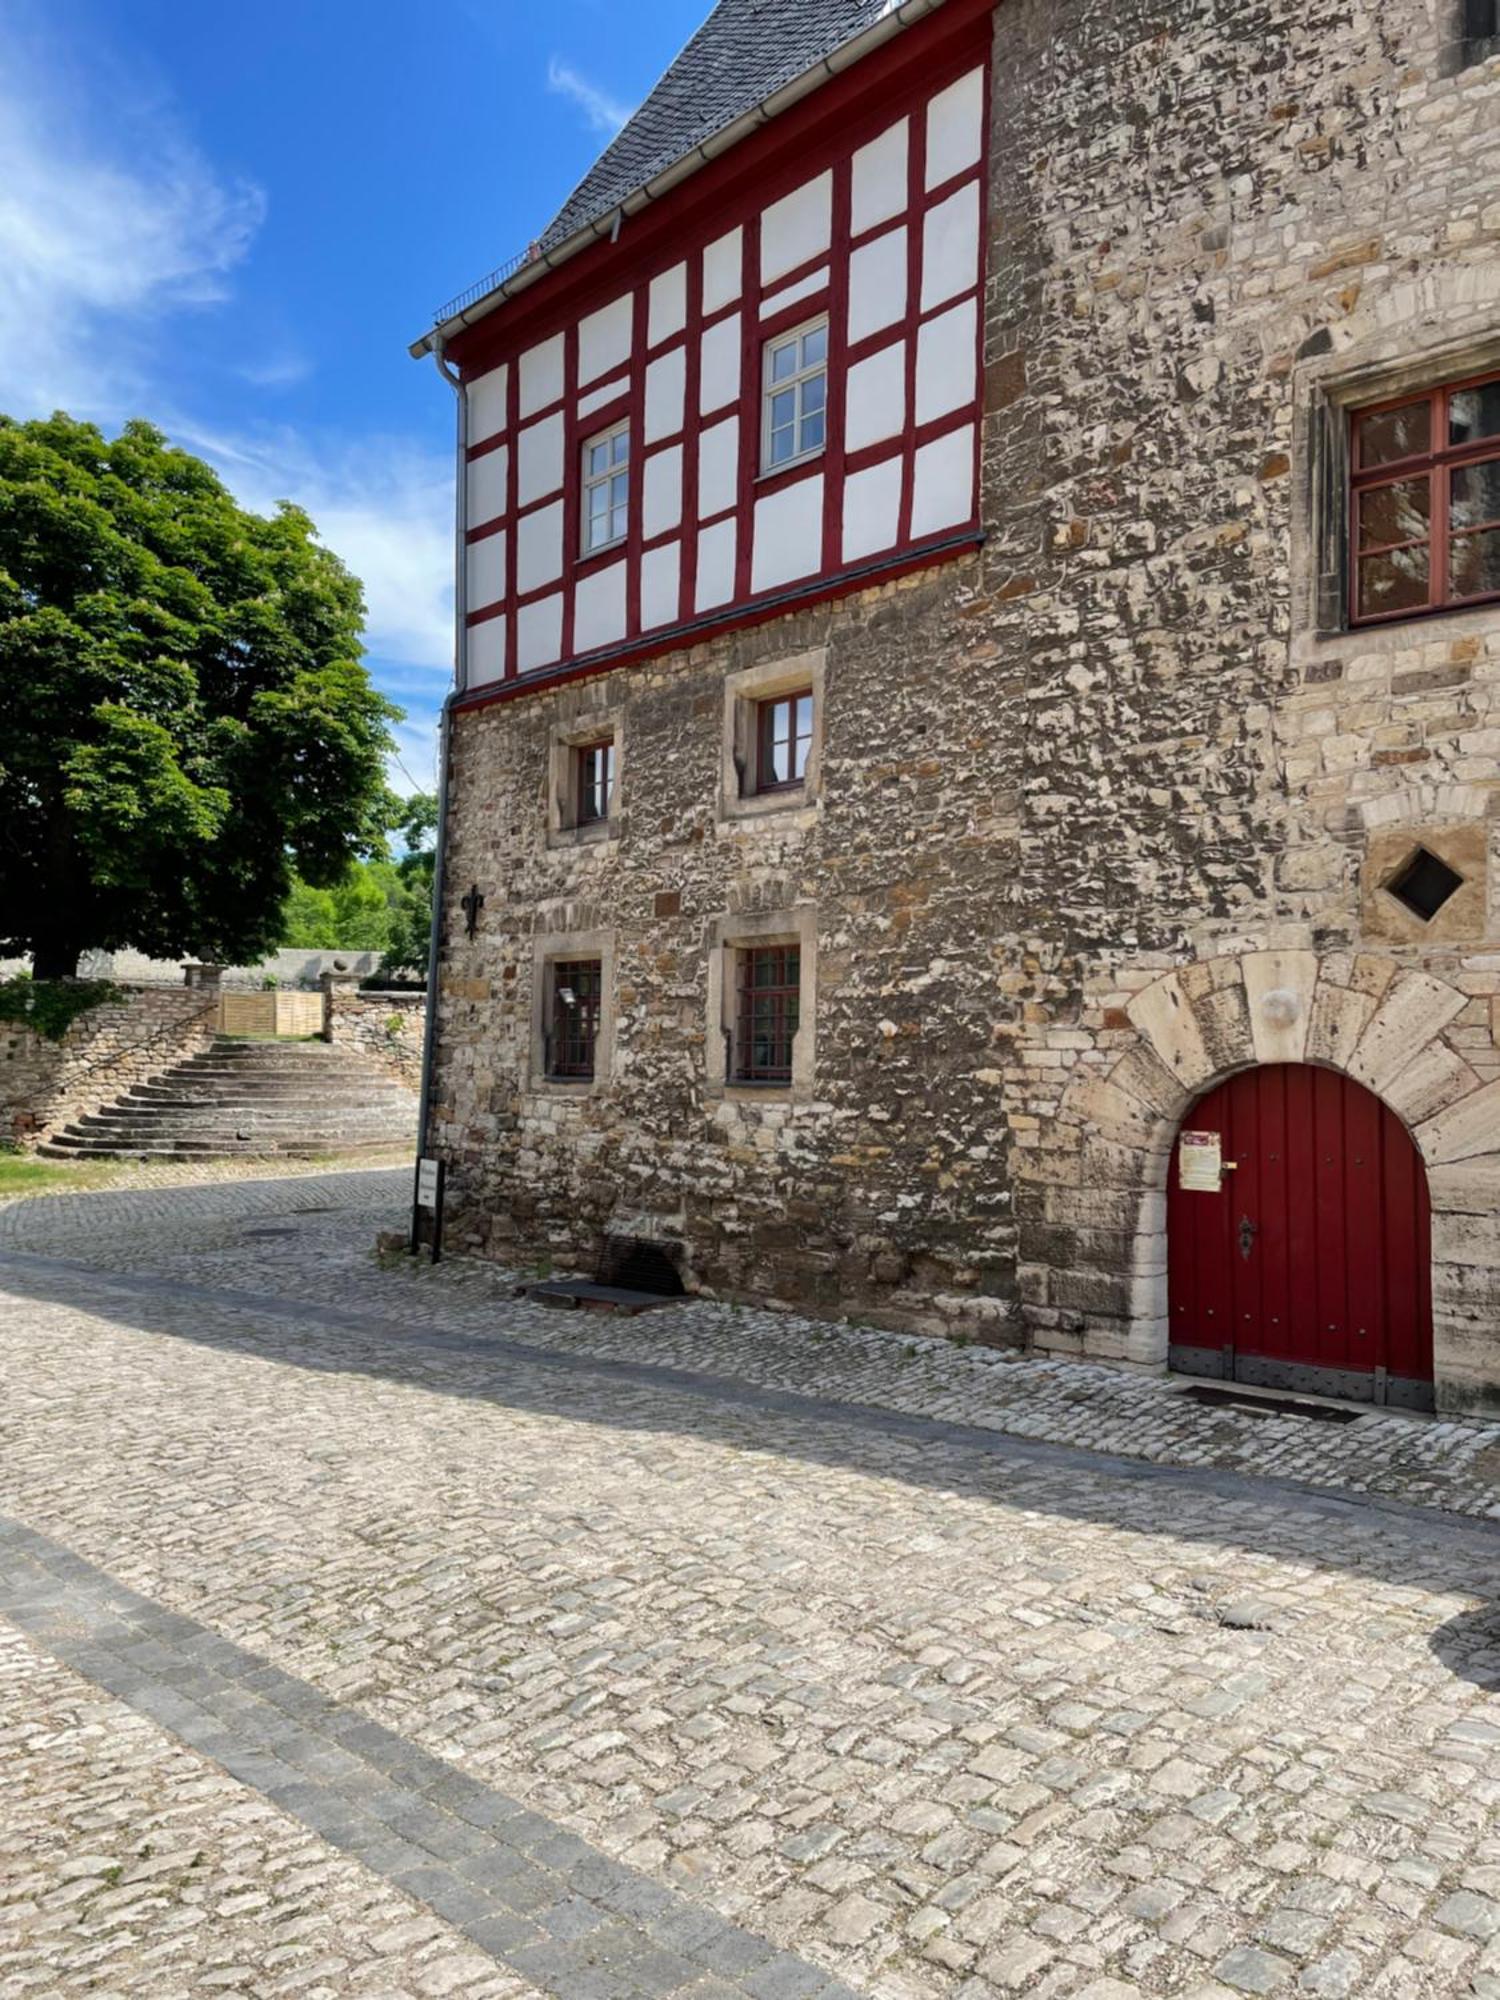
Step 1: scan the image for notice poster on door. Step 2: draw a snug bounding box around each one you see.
[1179,1130,1223,1193]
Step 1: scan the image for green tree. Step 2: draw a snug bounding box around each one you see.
[0,413,401,977]
[379,791,438,982]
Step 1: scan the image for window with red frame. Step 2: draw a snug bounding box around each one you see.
[734,943,800,1085]
[754,690,814,794]
[576,739,615,825]
[1350,373,1500,625]
[548,960,602,1080]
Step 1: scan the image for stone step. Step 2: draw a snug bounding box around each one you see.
[37,1137,406,1161]
[122,1084,412,1108]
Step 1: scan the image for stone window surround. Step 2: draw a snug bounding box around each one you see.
[1296,323,1500,645]
[528,927,616,1094]
[548,708,623,849]
[718,648,826,824]
[704,902,818,1102]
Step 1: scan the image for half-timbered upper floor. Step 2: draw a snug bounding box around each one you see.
[418,0,996,705]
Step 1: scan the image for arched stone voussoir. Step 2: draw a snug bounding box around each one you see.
[1417,1077,1500,1168]
[1124,972,1218,1090]
[1345,969,1468,1103]
[1241,951,1318,1066]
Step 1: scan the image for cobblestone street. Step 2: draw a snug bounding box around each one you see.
[2,1168,1499,1999]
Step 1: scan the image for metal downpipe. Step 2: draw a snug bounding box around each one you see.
[415,335,467,1167]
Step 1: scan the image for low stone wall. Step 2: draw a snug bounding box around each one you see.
[1,986,220,1148]
[324,989,426,1091]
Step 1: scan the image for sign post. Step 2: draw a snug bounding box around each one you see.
[411,1156,446,1263]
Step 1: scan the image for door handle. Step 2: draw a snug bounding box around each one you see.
[1238,1215,1258,1262]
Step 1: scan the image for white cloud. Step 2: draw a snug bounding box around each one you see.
[0,29,265,418]
[178,421,455,677]
[546,57,632,137]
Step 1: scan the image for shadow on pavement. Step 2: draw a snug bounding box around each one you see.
[1,1245,1498,1688]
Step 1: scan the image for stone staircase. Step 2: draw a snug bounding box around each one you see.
[38,1037,418,1162]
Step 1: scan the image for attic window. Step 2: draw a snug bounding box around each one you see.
[1387,847,1464,922]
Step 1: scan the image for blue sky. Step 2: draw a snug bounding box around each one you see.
[0,0,704,792]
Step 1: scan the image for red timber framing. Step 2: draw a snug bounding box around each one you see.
[453,0,995,713]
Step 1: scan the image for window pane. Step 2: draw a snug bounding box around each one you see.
[770,389,796,429]
[612,431,629,465]
[800,408,826,453]
[1356,400,1431,467]
[802,324,827,368]
[1357,477,1430,550]
[1450,380,1500,447]
[588,442,608,476]
[1357,545,1431,618]
[1451,526,1500,598]
[1451,456,1500,530]
[801,373,826,416]
[770,341,797,383]
[611,471,629,507]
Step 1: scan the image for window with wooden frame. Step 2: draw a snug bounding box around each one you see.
[733,943,800,1085]
[547,959,603,1080]
[762,318,828,471]
[1350,373,1500,624]
[575,738,616,826]
[581,422,630,554]
[753,689,814,794]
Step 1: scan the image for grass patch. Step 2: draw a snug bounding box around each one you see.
[0,1154,119,1198]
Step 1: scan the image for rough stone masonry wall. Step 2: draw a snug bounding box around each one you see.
[430,0,1500,1399]
[983,0,1500,1411]
[326,990,426,1092]
[0,988,219,1148]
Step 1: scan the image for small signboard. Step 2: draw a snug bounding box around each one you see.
[410,1156,446,1262]
[1178,1130,1223,1194]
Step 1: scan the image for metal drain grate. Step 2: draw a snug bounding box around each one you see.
[1177,1384,1363,1425]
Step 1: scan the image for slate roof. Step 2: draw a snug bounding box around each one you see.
[540,0,896,251]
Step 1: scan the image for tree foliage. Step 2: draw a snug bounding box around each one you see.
[275,790,437,980]
[0,414,401,977]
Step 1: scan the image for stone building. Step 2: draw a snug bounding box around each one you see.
[413,0,1500,1417]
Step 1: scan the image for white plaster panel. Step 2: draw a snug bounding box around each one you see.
[699,314,741,415]
[845,342,906,453]
[842,456,902,564]
[915,297,977,425]
[695,518,736,611]
[761,173,832,284]
[466,528,507,611]
[518,333,564,418]
[752,474,824,594]
[643,446,683,539]
[760,267,829,320]
[925,67,984,189]
[578,372,629,419]
[703,228,744,315]
[515,500,564,593]
[467,615,506,687]
[848,226,907,345]
[516,411,565,507]
[515,592,562,674]
[467,445,509,528]
[909,424,975,539]
[649,263,687,344]
[645,347,687,444]
[574,560,627,654]
[697,417,739,520]
[468,364,509,446]
[640,541,680,629]
[921,180,980,312]
[579,294,633,386]
[852,118,909,237]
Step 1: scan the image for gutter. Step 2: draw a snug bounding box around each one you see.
[408,0,949,359]
[414,334,467,1167]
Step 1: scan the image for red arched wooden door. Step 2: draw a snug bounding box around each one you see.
[1168,1064,1434,1411]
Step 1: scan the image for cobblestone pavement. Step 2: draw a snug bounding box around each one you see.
[1,1170,1499,1999]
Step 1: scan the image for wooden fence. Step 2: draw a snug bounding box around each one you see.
[217,991,326,1038]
